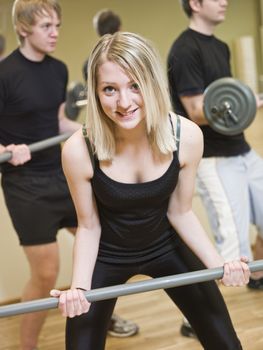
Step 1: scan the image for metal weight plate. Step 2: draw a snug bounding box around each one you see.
[65,81,86,120]
[203,77,257,135]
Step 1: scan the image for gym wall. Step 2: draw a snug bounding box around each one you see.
[0,0,262,302]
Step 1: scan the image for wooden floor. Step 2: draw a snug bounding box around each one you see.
[0,275,263,350]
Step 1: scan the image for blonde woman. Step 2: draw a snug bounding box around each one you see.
[51,32,249,350]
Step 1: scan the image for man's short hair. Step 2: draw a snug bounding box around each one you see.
[12,0,61,44]
[181,0,202,18]
[93,9,121,36]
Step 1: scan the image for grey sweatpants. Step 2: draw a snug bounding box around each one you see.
[196,149,263,260]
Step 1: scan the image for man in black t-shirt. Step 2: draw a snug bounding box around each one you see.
[0,1,81,349]
[168,0,263,338]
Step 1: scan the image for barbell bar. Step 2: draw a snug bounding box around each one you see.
[0,260,262,318]
[76,99,88,107]
[0,132,72,165]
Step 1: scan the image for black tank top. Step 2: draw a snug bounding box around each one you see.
[84,116,181,263]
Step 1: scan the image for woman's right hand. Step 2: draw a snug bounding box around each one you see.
[50,288,90,318]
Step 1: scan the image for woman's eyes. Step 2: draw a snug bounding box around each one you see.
[102,83,140,95]
[103,86,116,94]
[131,83,140,92]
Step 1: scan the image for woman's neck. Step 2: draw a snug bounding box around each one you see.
[115,121,148,146]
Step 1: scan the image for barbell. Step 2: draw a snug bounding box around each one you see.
[0,260,262,318]
[0,133,72,164]
[65,81,86,120]
[64,77,258,136]
[203,77,257,136]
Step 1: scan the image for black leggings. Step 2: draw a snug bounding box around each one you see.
[66,242,242,350]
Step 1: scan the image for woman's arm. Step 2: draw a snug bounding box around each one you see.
[51,129,101,317]
[167,115,250,285]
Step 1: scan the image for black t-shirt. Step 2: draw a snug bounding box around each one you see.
[167,28,250,157]
[0,49,68,173]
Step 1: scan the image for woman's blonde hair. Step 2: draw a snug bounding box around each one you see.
[86,31,176,160]
[12,0,61,44]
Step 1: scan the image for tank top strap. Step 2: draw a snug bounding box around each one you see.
[169,113,181,153]
[82,124,95,170]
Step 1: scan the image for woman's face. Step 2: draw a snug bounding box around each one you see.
[96,60,145,131]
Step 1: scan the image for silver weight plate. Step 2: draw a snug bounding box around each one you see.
[203,77,257,135]
[65,82,85,120]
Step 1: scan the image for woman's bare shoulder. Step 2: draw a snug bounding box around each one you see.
[170,112,203,145]
[170,111,204,164]
[62,128,94,179]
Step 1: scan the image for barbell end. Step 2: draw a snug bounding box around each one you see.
[211,106,219,116]
[75,99,88,107]
[203,77,257,135]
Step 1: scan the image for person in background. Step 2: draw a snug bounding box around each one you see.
[0,1,81,349]
[82,9,121,82]
[167,0,263,338]
[51,31,250,350]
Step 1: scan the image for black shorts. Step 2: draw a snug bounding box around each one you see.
[1,169,77,246]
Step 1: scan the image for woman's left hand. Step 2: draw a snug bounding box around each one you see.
[221,256,251,287]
